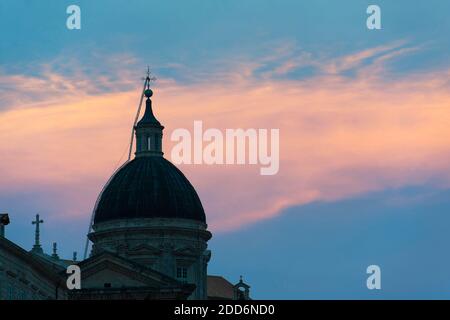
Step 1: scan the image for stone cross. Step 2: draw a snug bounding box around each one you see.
[52,242,59,259]
[31,214,44,253]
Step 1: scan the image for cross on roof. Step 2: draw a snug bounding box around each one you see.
[32,214,44,250]
[32,214,43,227]
[145,66,157,87]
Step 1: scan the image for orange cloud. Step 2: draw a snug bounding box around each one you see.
[1,43,449,232]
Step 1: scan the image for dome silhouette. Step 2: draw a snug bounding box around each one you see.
[94,156,206,224]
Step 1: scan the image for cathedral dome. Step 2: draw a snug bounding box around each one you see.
[94,156,206,224]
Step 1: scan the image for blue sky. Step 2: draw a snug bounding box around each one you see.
[210,186,450,299]
[1,0,450,299]
[1,1,449,78]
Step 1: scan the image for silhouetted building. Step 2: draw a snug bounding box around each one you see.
[0,74,251,300]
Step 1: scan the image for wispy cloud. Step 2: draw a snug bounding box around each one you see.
[0,53,141,111]
[1,42,449,232]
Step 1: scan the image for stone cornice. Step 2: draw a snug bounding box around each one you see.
[93,218,209,231]
[89,220,212,243]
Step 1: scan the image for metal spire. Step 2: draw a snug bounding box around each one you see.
[0,213,9,238]
[145,66,157,86]
[83,67,158,260]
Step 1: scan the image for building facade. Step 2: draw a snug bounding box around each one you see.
[0,234,67,300]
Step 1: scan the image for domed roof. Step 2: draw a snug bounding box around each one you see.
[94,157,206,224]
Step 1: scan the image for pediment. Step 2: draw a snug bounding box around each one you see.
[77,251,180,289]
[81,264,158,289]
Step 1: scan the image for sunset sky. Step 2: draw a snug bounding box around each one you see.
[1,0,450,298]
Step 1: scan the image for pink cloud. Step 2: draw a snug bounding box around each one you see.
[1,43,450,232]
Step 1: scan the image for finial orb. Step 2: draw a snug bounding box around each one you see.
[144,88,153,98]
